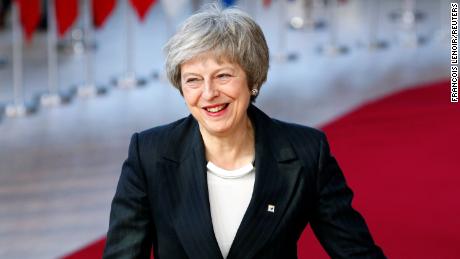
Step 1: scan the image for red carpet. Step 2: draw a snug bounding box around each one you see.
[62,80,460,258]
[62,238,105,259]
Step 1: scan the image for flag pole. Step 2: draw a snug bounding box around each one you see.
[435,0,449,43]
[40,0,63,106]
[318,0,348,56]
[399,0,424,48]
[55,0,86,56]
[125,0,135,84]
[366,0,388,50]
[273,0,297,62]
[5,1,35,117]
[115,0,139,89]
[0,0,6,71]
[288,0,305,31]
[77,0,105,97]
[303,0,326,31]
[389,0,425,23]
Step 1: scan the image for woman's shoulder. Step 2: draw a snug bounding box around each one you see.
[265,118,332,171]
[270,118,326,143]
[136,115,195,144]
[250,105,325,143]
[139,117,185,135]
[127,115,196,162]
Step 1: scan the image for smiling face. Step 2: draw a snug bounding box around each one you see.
[181,53,252,137]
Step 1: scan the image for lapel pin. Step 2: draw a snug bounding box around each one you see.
[267,204,275,213]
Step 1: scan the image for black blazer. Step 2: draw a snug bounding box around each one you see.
[103,105,385,259]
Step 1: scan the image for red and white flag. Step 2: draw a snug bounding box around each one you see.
[129,0,157,22]
[55,0,78,37]
[16,0,41,41]
[92,0,116,28]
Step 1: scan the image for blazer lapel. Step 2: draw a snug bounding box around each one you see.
[160,117,223,259]
[160,106,302,259]
[226,105,303,259]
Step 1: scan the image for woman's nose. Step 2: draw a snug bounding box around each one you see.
[202,80,219,99]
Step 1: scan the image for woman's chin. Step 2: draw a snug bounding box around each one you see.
[202,123,231,136]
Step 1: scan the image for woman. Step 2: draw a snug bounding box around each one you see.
[103,4,385,259]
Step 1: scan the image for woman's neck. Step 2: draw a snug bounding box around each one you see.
[200,117,255,171]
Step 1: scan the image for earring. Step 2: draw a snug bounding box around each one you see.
[251,88,258,96]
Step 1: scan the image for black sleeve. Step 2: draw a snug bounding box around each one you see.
[103,133,153,259]
[309,133,386,259]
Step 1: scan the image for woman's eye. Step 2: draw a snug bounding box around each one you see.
[186,78,199,83]
[217,74,231,79]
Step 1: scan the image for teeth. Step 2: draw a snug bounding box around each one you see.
[206,104,226,113]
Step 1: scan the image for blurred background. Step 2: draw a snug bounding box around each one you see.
[0,0,456,258]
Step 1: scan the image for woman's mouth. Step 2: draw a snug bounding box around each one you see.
[203,103,229,116]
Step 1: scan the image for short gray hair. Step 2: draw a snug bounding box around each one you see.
[163,3,269,102]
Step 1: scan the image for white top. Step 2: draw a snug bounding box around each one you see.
[206,161,256,258]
